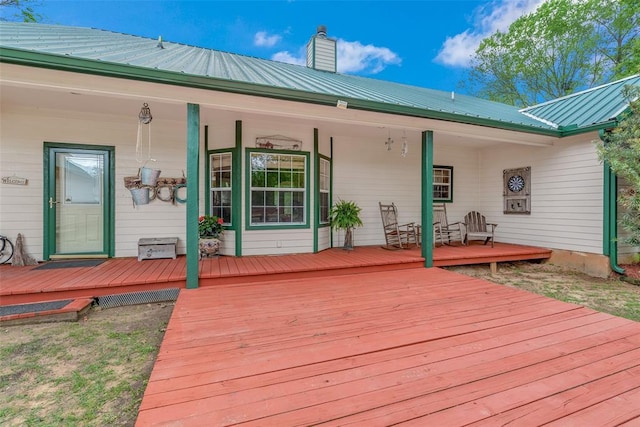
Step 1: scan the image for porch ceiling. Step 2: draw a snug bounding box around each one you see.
[1,64,558,148]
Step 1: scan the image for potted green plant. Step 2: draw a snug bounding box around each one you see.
[198,215,225,258]
[330,199,364,250]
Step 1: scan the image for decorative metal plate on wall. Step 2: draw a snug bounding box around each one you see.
[503,166,531,214]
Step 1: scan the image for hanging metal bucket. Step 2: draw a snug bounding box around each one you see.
[140,167,161,186]
[130,187,150,206]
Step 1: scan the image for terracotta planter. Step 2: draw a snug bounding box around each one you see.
[199,237,221,258]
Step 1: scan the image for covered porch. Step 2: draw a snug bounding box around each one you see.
[0,242,551,307]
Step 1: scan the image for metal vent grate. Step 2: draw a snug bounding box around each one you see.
[96,288,179,308]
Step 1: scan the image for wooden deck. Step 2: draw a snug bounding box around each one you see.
[0,243,550,306]
[136,267,640,426]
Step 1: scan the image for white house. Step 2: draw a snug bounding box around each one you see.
[1,22,638,285]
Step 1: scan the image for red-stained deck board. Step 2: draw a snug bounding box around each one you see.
[543,387,640,426]
[206,325,639,426]
[1,243,550,305]
[470,365,640,426]
[136,267,640,426]
[141,316,637,414]
[394,346,640,427]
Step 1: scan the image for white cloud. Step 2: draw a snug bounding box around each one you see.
[336,39,401,74]
[271,39,401,75]
[435,0,547,68]
[254,31,281,48]
[272,50,305,66]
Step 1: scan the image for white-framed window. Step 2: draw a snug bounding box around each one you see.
[249,151,307,226]
[319,157,330,225]
[433,165,453,202]
[209,152,232,224]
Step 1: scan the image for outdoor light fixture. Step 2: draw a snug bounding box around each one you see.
[336,100,348,109]
[138,103,153,124]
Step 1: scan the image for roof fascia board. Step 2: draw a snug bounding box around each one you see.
[1,46,559,137]
[559,120,619,137]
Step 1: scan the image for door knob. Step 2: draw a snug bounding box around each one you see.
[49,197,60,208]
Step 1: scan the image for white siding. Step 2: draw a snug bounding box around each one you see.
[0,76,612,260]
[0,106,189,260]
[318,227,331,251]
[331,135,482,247]
[477,134,604,254]
[239,118,316,255]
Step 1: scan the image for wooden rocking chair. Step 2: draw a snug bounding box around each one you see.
[463,211,497,247]
[433,203,464,245]
[379,202,418,249]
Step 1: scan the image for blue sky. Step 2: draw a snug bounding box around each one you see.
[6,0,546,93]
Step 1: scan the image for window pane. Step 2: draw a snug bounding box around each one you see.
[433,167,452,201]
[280,171,292,186]
[279,191,292,207]
[265,191,277,206]
[219,171,231,187]
[292,191,304,207]
[320,193,329,223]
[251,207,265,223]
[266,155,278,170]
[266,207,278,222]
[290,172,302,188]
[266,171,279,187]
[252,170,265,187]
[221,153,232,168]
[279,155,292,169]
[252,190,264,206]
[251,153,266,171]
[292,207,304,222]
[210,152,233,224]
[220,191,231,204]
[292,157,305,171]
[220,207,229,220]
[249,151,307,225]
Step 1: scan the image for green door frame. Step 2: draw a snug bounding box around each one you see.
[43,142,115,259]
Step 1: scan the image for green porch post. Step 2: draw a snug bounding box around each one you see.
[313,128,319,253]
[234,120,242,257]
[186,103,200,289]
[421,130,434,267]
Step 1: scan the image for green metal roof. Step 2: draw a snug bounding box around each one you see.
[1,22,637,137]
[520,75,640,135]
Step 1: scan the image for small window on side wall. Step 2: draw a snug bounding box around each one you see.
[209,152,232,225]
[433,165,453,202]
[319,157,331,225]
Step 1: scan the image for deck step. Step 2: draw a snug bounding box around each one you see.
[0,298,94,326]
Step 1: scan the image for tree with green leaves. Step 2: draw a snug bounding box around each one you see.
[597,86,640,246]
[465,0,639,107]
[589,0,640,80]
[0,0,41,22]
